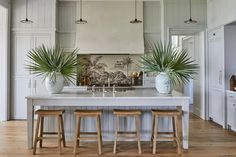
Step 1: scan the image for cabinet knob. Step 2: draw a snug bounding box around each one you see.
[213,33,216,36]
[233,104,235,106]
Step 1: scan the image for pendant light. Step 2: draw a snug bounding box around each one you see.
[130,0,142,24]
[75,0,87,24]
[184,0,197,24]
[20,0,33,24]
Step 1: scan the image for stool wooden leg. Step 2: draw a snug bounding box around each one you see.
[152,115,158,154]
[113,115,119,154]
[60,115,66,147]
[96,115,102,155]
[76,117,81,148]
[98,115,103,146]
[135,115,141,154]
[33,116,41,155]
[150,114,155,147]
[57,116,62,155]
[174,116,181,155]
[73,116,80,155]
[39,117,44,148]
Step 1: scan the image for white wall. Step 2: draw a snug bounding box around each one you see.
[164,0,207,40]
[193,32,205,119]
[76,1,144,54]
[0,2,10,121]
[207,0,236,29]
[11,0,56,31]
[0,0,10,7]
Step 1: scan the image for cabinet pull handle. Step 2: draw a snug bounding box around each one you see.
[28,80,31,88]
[219,70,223,85]
[230,96,234,98]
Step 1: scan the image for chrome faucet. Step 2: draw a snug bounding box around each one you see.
[92,85,96,93]
[108,77,111,88]
[102,85,107,93]
[112,85,116,93]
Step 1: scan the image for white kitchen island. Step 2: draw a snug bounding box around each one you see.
[26,88,190,149]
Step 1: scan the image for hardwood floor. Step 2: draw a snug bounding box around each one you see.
[1,115,236,157]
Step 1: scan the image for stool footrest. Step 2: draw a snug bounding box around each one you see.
[77,137,98,140]
[117,131,137,134]
[42,132,63,135]
[37,137,63,140]
[80,132,98,135]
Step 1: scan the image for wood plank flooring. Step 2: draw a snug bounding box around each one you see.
[1,115,236,157]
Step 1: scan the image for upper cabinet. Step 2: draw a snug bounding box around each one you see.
[143,1,161,52]
[57,1,77,51]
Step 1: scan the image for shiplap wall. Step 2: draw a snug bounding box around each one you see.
[207,0,236,29]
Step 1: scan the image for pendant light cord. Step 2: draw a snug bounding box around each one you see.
[80,0,82,19]
[189,0,192,19]
[135,0,137,19]
[26,0,28,19]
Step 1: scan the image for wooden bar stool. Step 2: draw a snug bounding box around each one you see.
[113,109,142,154]
[33,109,66,155]
[73,110,103,155]
[151,109,182,155]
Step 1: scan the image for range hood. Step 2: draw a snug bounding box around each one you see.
[76,1,144,54]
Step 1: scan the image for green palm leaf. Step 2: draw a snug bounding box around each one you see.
[25,44,81,84]
[140,42,199,87]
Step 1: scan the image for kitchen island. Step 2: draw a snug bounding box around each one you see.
[26,88,190,149]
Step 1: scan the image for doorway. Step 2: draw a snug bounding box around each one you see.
[171,32,206,119]
[0,4,10,121]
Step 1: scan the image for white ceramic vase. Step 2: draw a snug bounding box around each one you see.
[155,72,172,94]
[45,73,64,94]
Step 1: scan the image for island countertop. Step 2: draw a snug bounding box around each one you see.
[26,88,190,100]
[26,88,190,150]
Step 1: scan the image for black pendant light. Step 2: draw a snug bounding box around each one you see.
[75,0,87,24]
[20,0,33,24]
[184,0,197,24]
[130,0,142,24]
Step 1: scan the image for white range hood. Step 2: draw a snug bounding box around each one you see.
[76,1,144,54]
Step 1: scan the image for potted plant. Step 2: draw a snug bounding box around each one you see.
[141,42,198,94]
[26,44,80,94]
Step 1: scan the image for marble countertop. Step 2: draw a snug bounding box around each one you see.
[26,88,189,100]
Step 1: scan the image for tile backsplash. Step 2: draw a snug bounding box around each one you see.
[77,54,143,86]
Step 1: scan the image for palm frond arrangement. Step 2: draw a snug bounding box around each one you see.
[26,44,80,83]
[141,42,199,86]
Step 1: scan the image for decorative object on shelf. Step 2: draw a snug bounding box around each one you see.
[184,0,197,24]
[75,0,87,24]
[20,0,33,24]
[26,45,80,94]
[130,0,142,24]
[122,56,134,76]
[141,42,198,94]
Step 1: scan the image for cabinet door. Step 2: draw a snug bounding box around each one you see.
[227,93,236,131]
[35,35,51,47]
[12,34,34,77]
[208,28,225,89]
[31,78,47,94]
[209,89,225,126]
[11,77,31,119]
